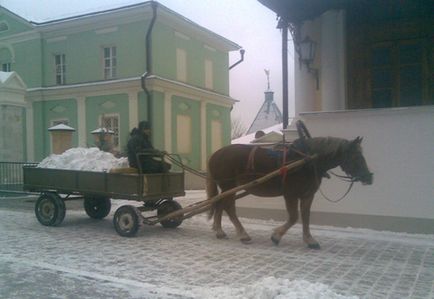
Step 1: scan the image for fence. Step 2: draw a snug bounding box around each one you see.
[0,162,38,193]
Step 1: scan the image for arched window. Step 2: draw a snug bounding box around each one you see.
[0,22,9,32]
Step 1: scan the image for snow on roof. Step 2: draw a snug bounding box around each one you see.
[232,123,283,144]
[48,124,76,131]
[0,72,13,84]
[91,127,114,134]
[246,91,283,135]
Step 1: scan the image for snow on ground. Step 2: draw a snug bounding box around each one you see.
[193,277,358,299]
[1,193,433,298]
[37,147,128,171]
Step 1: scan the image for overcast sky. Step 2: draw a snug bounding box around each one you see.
[1,0,295,129]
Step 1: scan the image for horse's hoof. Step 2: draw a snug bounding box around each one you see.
[216,232,228,239]
[271,235,280,245]
[308,243,321,250]
[240,237,252,244]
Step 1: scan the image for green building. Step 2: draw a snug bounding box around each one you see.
[0,2,240,172]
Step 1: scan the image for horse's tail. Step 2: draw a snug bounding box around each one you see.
[206,173,219,221]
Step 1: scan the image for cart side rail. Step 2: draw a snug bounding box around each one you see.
[23,166,185,200]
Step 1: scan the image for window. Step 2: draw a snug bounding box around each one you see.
[205,59,213,89]
[100,114,119,148]
[51,119,69,126]
[176,48,187,82]
[0,22,8,32]
[1,63,11,72]
[55,54,66,85]
[103,46,117,79]
[370,41,426,108]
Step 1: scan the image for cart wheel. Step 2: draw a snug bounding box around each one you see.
[113,205,142,237]
[84,197,111,219]
[35,193,66,226]
[158,200,183,228]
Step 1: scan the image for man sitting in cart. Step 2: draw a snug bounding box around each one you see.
[127,121,170,174]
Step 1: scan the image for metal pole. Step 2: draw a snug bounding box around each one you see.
[282,21,289,129]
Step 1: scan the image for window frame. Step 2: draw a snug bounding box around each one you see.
[369,39,428,108]
[99,113,120,150]
[1,62,11,72]
[102,46,117,80]
[54,53,66,85]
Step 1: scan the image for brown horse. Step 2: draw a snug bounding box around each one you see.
[206,137,373,249]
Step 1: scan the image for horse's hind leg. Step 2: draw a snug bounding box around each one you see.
[212,201,228,239]
[271,196,298,245]
[225,199,251,244]
[300,195,320,249]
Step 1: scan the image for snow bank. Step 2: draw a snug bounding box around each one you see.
[194,277,358,299]
[37,147,128,171]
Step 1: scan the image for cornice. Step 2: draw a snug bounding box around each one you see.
[0,29,40,44]
[26,77,142,100]
[26,75,237,107]
[146,75,237,107]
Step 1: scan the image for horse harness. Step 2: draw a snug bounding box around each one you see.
[245,141,356,203]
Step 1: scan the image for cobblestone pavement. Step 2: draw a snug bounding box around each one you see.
[0,193,433,298]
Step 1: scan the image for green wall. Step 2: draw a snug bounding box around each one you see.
[32,99,78,160]
[171,95,201,168]
[85,94,129,153]
[42,20,148,86]
[206,103,231,157]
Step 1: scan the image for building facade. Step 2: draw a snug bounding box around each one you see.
[254,0,434,233]
[0,2,240,171]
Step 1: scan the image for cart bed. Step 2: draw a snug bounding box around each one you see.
[23,166,185,201]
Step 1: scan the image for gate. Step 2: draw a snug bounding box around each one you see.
[0,162,38,193]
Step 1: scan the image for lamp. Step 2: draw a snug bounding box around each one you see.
[298,36,319,89]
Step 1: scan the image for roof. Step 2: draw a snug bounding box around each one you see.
[246,91,283,135]
[232,123,284,145]
[257,0,350,22]
[2,2,241,52]
[0,72,13,83]
[258,0,434,23]
[91,128,115,134]
[48,124,76,131]
[0,71,27,89]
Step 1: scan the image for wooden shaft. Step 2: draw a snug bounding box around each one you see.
[150,156,316,225]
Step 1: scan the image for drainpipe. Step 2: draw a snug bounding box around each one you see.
[141,1,158,128]
[278,18,289,130]
[229,49,245,70]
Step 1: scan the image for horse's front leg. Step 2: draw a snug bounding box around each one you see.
[271,196,298,245]
[300,195,320,249]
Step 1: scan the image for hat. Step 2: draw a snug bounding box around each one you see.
[138,121,151,130]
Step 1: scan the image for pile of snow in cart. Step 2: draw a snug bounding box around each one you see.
[37,148,128,171]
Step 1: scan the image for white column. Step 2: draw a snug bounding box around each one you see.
[25,103,35,161]
[200,100,207,171]
[294,20,319,116]
[76,96,86,147]
[128,91,139,131]
[164,93,172,153]
[294,62,317,116]
[320,9,346,111]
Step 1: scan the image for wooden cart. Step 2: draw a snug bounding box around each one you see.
[23,165,185,236]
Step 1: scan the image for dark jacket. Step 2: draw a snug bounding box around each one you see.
[126,128,154,169]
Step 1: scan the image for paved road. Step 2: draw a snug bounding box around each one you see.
[0,193,433,298]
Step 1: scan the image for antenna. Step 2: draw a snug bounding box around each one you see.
[264,69,270,90]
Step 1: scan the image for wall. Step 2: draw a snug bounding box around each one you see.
[0,105,25,161]
[300,106,434,232]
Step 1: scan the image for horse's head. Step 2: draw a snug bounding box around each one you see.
[340,137,373,185]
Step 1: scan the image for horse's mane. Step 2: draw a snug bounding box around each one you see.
[296,137,349,158]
